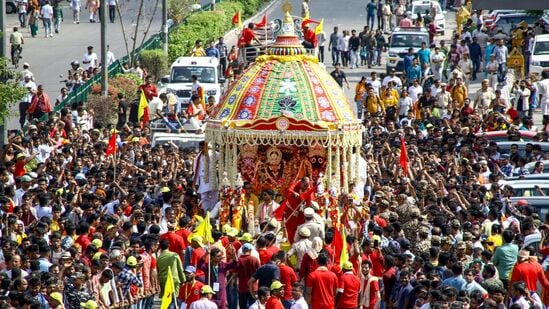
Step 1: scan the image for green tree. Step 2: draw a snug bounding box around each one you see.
[0,57,27,120]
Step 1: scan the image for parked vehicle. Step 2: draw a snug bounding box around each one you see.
[160,57,224,111]
[475,130,537,142]
[386,27,429,74]
[6,0,16,14]
[150,132,205,150]
[488,13,540,36]
[530,34,549,76]
[485,180,549,197]
[506,173,549,181]
[409,0,446,34]
[509,196,549,219]
[495,141,549,157]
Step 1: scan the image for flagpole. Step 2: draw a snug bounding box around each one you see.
[113,132,117,182]
[206,211,211,287]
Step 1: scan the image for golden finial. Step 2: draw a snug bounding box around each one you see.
[282,0,292,14]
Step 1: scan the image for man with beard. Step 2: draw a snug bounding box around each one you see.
[284,177,315,243]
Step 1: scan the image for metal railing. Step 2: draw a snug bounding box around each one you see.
[46,1,219,120]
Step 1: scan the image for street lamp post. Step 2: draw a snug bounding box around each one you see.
[0,0,6,145]
[101,0,108,97]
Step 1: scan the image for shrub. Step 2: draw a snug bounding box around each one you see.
[168,0,266,63]
[86,95,117,129]
[139,49,169,81]
[90,74,141,99]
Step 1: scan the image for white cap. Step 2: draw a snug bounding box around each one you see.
[304,207,315,217]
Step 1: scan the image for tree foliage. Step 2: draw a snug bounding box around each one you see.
[168,0,267,63]
[139,49,169,80]
[0,58,28,121]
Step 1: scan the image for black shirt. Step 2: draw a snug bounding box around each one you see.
[330,70,346,87]
[253,262,280,288]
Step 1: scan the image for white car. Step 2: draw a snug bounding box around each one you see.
[530,34,549,76]
[160,57,224,111]
[409,0,446,34]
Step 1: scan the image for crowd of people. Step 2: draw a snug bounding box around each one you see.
[3,0,549,309]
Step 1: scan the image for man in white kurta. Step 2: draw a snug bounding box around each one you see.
[194,142,219,214]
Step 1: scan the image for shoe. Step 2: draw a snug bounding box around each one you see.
[55,30,58,33]
[76,21,80,24]
[49,34,53,37]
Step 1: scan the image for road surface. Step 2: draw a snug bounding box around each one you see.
[2,0,216,131]
[229,0,543,127]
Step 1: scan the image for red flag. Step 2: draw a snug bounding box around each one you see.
[105,132,117,157]
[254,14,267,28]
[332,227,343,265]
[400,137,408,176]
[301,18,320,30]
[273,200,287,221]
[141,106,149,129]
[231,11,241,26]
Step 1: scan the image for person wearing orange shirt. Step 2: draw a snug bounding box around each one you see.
[178,266,204,308]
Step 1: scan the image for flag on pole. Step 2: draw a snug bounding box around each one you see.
[315,18,324,35]
[301,18,321,30]
[340,228,349,267]
[273,200,287,221]
[160,266,176,309]
[232,11,242,28]
[255,14,267,28]
[105,131,117,157]
[138,90,149,129]
[188,211,214,244]
[400,137,409,176]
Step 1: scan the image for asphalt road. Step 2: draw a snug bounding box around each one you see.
[231,0,543,127]
[2,0,219,131]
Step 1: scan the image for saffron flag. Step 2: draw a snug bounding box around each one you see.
[160,266,175,309]
[255,14,267,28]
[188,211,214,244]
[340,227,349,267]
[232,11,242,28]
[138,90,149,129]
[105,131,117,157]
[273,200,287,221]
[400,137,409,176]
[332,226,343,265]
[315,18,324,35]
[301,18,320,30]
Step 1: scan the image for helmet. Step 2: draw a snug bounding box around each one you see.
[71,60,79,66]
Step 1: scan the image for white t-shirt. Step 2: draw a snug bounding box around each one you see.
[21,80,37,102]
[408,84,423,102]
[148,97,164,116]
[17,0,27,13]
[291,297,309,309]
[398,97,412,116]
[367,78,381,96]
[82,52,98,70]
[382,75,402,89]
[106,51,116,66]
[40,4,53,19]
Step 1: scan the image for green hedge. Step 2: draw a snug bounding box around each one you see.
[168,0,265,63]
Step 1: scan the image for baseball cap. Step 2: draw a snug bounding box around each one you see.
[160,187,171,193]
[126,256,138,267]
[80,300,98,309]
[201,285,216,294]
[239,233,253,242]
[270,280,285,291]
[16,153,26,159]
[226,227,238,237]
[184,266,196,273]
[91,239,103,249]
[242,243,254,252]
[20,175,32,182]
[191,235,204,246]
[50,292,63,304]
[342,261,354,271]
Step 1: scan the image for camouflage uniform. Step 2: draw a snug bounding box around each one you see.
[412,226,431,256]
[402,207,421,243]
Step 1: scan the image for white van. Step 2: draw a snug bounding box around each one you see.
[160,57,224,110]
[530,34,549,76]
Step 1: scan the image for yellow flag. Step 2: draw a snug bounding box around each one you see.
[160,266,175,309]
[137,90,149,121]
[340,228,349,267]
[315,18,324,35]
[188,211,214,244]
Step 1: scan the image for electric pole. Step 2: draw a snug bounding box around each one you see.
[162,0,167,55]
[0,0,6,146]
[100,0,108,97]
